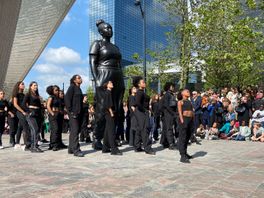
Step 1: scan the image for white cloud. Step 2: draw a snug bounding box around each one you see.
[33,63,64,74]
[63,14,71,22]
[42,47,82,65]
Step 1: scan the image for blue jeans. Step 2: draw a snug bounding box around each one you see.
[235,134,245,141]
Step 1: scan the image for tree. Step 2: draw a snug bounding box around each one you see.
[192,0,264,89]
[86,86,94,105]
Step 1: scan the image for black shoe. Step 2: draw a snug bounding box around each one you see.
[41,139,49,143]
[93,140,103,150]
[85,137,92,143]
[196,141,202,145]
[145,149,156,155]
[111,148,122,155]
[168,144,177,150]
[52,147,59,151]
[163,144,169,149]
[48,146,53,150]
[74,151,84,157]
[180,155,190,163]
[135,148,144,152]
[59,144,68,149]
[186,153,193,159]
[102,148,111,153]
[68,150,74,154]
[31,148,43,153]
[36,147,44,152]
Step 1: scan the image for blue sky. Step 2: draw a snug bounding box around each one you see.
[24,0,90,98]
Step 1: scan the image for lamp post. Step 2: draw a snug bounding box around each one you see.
[135,0,147,83]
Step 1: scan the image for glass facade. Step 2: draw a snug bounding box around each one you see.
[88,0,172,66]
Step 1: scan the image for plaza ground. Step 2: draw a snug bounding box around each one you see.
[0,133,263,198]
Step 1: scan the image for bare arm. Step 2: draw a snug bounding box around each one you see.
[47,97,54,116]
[178,100,184,124]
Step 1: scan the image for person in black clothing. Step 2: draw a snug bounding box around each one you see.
[7,98,18,147]
[178,89,194,163]
[12,81,31,150]
[133,77,155,155]
[151,94,160,141]
[102,81,122,155]
[23,82,43,153]
[80,95,91,143]
[128,86,137,146]
[65,75,84,157]
[236,96,251,126]
[160,82,177,150]
[89,19,125,150]
[59,90,69,134]
[0,90,8,149]
[46,85,67,151]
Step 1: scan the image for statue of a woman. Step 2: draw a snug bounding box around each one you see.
[89,19,125,150]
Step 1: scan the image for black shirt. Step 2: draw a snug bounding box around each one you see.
[163,91,177,115]
[65,84,83,115]
[23,93,41,109]
[0,99,8,111]
[182,99,193,111]
[135,89,146,112]
[104,89,113,113]
[14,93,25,107]
[89,40,122,68]
[50,96,61,108]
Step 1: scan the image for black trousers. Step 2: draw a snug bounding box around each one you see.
[125,116,131,142]
[178,117,194,156]
[16,111,30,146]
[8,115,18,145]
[160,111,175,146]
[129,113,137,146]
[26,110,42,149]
[49,112,63,148]
[68,114,82,154]
[103,113,116,150]
[80,114,89,141]
[0,113,5,146]
[153,115,160,140]
[134,109,152,152]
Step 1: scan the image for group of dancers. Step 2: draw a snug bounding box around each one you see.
[0,74,195,163]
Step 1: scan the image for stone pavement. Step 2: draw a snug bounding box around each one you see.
[0,133,263,198]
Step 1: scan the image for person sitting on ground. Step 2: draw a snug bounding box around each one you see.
[251,104,264,128]
[196,124,206,139]
[219,119,235,139]
[251,122,264,142]
[206,122,219,140]
[232,120,251,141]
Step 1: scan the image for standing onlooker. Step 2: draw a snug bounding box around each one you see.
[191,91,202,131]
[0,90,8,149]
[65,75,84,157]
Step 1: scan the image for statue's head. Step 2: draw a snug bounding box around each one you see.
[96,19,113,38]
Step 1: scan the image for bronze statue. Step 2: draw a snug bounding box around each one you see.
[89,19,125,150]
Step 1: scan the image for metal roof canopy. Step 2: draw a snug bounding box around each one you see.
[0,0,75,97]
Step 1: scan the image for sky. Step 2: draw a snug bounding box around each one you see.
[24,0,90,98]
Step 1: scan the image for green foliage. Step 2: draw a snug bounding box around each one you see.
[86,86,94,105]
[192,0,264,89]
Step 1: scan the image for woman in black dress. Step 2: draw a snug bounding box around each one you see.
[0,90,8,149]
[89,19,125,150]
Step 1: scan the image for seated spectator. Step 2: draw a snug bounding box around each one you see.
[206,122,219,140]
[251,122,264,142]
[251,104,264,127]
[219,120,235,139]
[231,121,251,141]
[196,124,206,139]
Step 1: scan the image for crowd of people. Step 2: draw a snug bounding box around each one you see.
[0,75,263,163]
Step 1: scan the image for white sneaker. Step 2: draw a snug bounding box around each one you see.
[0,146,4,149]
[14,144,21,149]
[38,141,43,145]
[21,145,26,151]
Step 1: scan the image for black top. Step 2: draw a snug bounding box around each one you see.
[23,93,41,110]
[104,89,113,113]
[0,99,8,111]
[83,102,89,116]
[144,94,150,111]
[14,93,25,107]
[182,99,193,111]
[50,96,61,108]
[151,101,160,117]
[163,91,177,115]
[8,101,16,114]
[129,95,136,110]
[89,40,122,68]
[135,89,146,112]
[59,98,65,111]
[65,84,83,115]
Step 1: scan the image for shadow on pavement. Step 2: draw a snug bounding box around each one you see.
[192,151,207,158]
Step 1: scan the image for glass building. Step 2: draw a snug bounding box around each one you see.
[88,0,172,66]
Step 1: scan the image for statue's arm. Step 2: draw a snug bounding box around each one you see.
[89,41,100,79]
